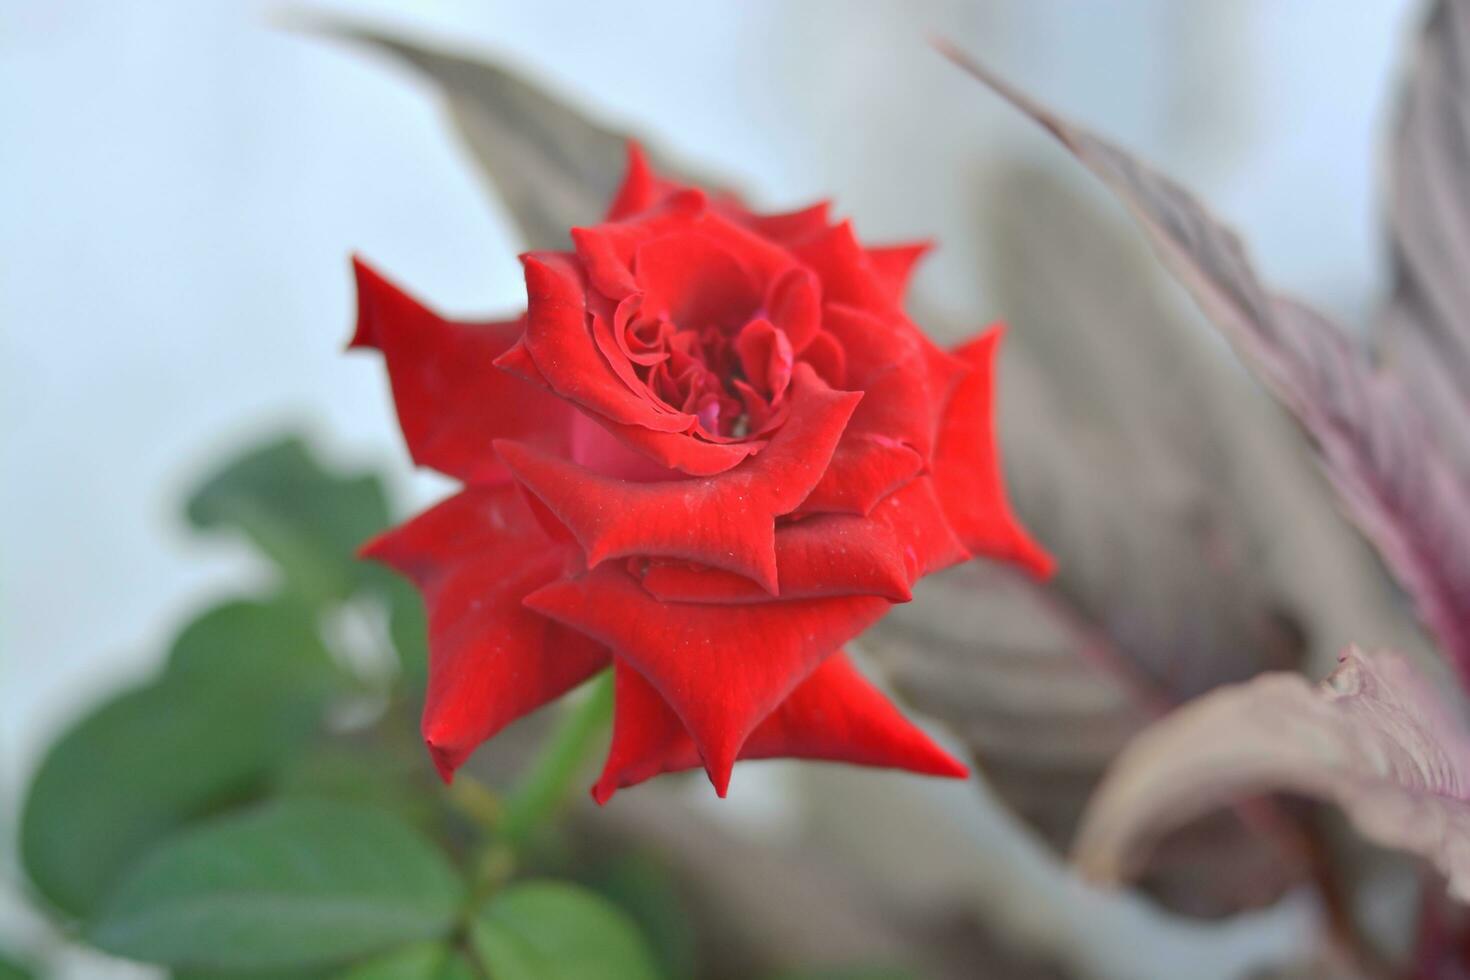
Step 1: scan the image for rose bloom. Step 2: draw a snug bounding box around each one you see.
[354,147,1051,801]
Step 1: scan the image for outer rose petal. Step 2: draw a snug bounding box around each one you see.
[604,142,686,221]
[637,511,913,605]
[734,202,833,248]
[797,302,963,515]
[796,437,924,516]
[789,220,897,314]
[497,363,861,594]
[865,242,933,303]
[350,257,575,485]
[525,564,891,795]
[934,326,1054,578]
[606,141,835,254]
[639,477,964,604]
[868,477,971,581]
[592,652,967,802]
[361,487,611,780]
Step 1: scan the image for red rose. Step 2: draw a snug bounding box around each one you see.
[354,146,1051,801]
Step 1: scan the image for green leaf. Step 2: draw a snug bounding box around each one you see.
[0,952,35,980]
[273,745,436,832]
[435,953,479,980]
[471,880,661,980]
[88,800,465,973]
[186,436,391,604]
[21,599,335,916]
[163,597,336,688]
[332,942,448,980]
[584,855,695,980]
[174,969,323,980]
[385,576,429,687]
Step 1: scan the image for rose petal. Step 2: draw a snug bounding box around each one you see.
[824,304,942,457]
[360,487,611,780]
[350,257,573,486]
[791,301,966,517]
[591,650,966,802]
[788,220,897,314]
[733,201,833,247]
[796,435,924,517]
[800,329,848,388]
[765,266,822,352]
[589,415,765,476]
[868,476,971,581]
[865,241,933,303]
[734,318,794,402]
[518,251,697,434]
[497,340,761,477]
[526,564,891,795]
[635,232,763,330]
[497,363,860,593]
[604,142,686,221]
[934,325,1054,577]
[637,510,913,605]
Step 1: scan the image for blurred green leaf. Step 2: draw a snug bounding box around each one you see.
[0,953,35,980]
[186,436,390,604]
[21,599,336,916]
[332,942,448,980]
[174,969,322,980]
[273,744,436,832]
[163,597,337,686]
[435,953,479,980]
[584,855,695,980]
[385,576,429,688]
[88,800,465,972]
[764,971,914,980]
[470,880,661,980]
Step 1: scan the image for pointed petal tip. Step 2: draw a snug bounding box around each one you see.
[490,339,539,383]
[624,139,650,175]
[426,739,461,785]
[1008,525,1056,580]
[356,527,398,567]
[929,749,971,780]
[1019,542,1057,581]
[701,739,738,798]
[889,579,916,604]
[348,253,385,351]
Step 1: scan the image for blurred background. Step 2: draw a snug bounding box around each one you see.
[0,1,1425,976]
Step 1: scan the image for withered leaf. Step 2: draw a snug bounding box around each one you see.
[939,39,1470,689]
[1075,649,1470,904]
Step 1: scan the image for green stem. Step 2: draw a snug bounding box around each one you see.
[498,670,614,849]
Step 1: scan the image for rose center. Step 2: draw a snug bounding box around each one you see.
[625,304,794,439]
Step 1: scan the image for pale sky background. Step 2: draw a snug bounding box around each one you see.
[1,1,1420,976]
